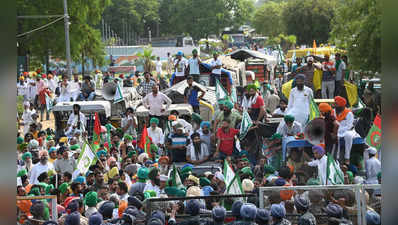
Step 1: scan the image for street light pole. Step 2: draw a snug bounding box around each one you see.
[63,0,72,77]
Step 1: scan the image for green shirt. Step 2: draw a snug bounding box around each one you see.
[216,109,242,130]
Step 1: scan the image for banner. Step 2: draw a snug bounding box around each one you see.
[113,82,124,103]
[308,97,320,123]
[45,93,53,112]
[170,164,184,188]
[366,114,381,150]
[223,160,244,201]
[239,110,253,140]
[75,142,96,176]
[326,153,344,185]
[344,81,358,106]
[216,79,228,101]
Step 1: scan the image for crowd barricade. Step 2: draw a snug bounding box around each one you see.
[17,195,58,221]
[258,184,381,225]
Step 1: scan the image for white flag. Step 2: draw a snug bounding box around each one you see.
[326,153,344,185]
[239,110,253,140]
[216,79,228,101]
[113,82,124,103]
[231,85,238,103]
[75,142,96,176]
[45,93,53,111]
[223,160,244,200]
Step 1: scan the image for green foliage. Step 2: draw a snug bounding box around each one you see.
[330,0,381,72]
[252,1,286,37]
[135,47,156,72]
[266,34,297,52]
[282,0,336,45]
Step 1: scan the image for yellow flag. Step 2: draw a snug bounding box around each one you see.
[282,79,294,99]
[344,81,358,106]
[313,69,323,91]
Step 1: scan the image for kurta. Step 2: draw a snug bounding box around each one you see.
[286,86,313,126]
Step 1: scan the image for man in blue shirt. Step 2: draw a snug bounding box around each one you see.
[184,76,205,114]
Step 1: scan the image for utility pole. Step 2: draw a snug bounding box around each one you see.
[63,0,72,77]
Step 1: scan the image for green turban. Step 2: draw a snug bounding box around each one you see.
[22,152,32,161]
[218,99,226,106]
[17,169,27,177]
[200,177,211,187]
[70,144,80,150]
[137,167,149,180]
[181,166,192,175]
[165,187,179,196]
[150,144,158,154]
[84,191,98,207]
[346,171,354,183]
[377,172,381,180]
[176,188,186,197]
[150,117,159,125]
[241,157,250,163]
[191,113,202,124]
[127,150,137,158]
[45,184,54,195]
[240,166,254,177]
[180,173,189,183]
[192,49,198,54]
[306,178,320,185]
[96,150,107,158]
[269,133,282,141]
[19,142,28,151]
[124,134,133,141]
[246,84,257,91]
[224,100,234,110]
[144,192,151,199]
[264,165,276,174]
[284,114,295,123]
[58,182,69,195]
[29,187,41,196]
[17,136,24,144]
[46,136,53,141]
[148,167,159,181]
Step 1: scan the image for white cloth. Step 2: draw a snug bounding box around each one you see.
[26,78,37,101]
[335,110,354,137]
[186,143,210,161]
[143,92,172,116]
[156,61,163,74]
[241,93,259,111]
[68,80,80,101]
[188,57,200,74]
[66,112,87,136]
[174,58,187,77]
[143,182,160,197]
[47,79,58,93]
[148,127,164,145]
[336,61,346,81]
[286,86,313,126]
[273,108,287,116]
[307,155,327,185]
[365,157,381,184]
[58,81,71,102]
[22,109,34,134]
[29,162,54,184]
[277,120,302,137]
[17,82,27,97]
[121,116,138,138]
[210,58,222,74]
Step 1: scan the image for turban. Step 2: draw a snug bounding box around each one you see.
[29,139,39,148]
[334,96,347,107]
[312,145,325,156]
[181,164,194,174]
[212,207,226,222]
[186,186,201,197]
[191,112,202,124]
[96,150,107,158]
[325,203,343,218]
[242,179,254,192]
[264,164,276,174]
[84,191,98,207]
[164,187,179,196]
[17,169,27,177]
[59,137,68,143]
[256,209,270,224]
[275,178,286,186]
[19,76,25,81]
[367,147,377,155]
[46,136,53,141]
[123,134,133,141]
[200,177,211,187]
[202,186,214,196]
[138,153,149,164]
[158,156,169,164]
[232,200,244,217]
[150,117,159,125]
[240,203,257,221]
[159,175,168,182]
[241,167,254,177]
[192,49,198,54]
[74,176,86,184]
[17,136,24,144]
[148,168,159,180]
[39,150,48,157]
[47,74,53,79]
[48,147,56,154]
[294,196,309,211]
[128,196,143,209]
[185,199,200,216]
[246,84,257,91]
[19,142,28,151]
[187,175,199,185]
[346,171,354,183]
[214,171,225,182]
[70,144,80,150]
[108,167,119,179]
[22,152,32,161]
[269,133,282,141]
[124,164,138,176]
[366,210,381,225]
[137,167,149,180]
[224,100,234,110]
[295,74,305,80]
[127,150,136,158]
[200,121,211,129]
[319,103,332,113]
[168,115,177,121]
[270,203,286,219]
[284,114,295,123]
[89,212,103,225]
[65,211,80,225]
[144,190,157,198]
[107,157,116,167]
[98,201,115,219]
[58,182,69,195]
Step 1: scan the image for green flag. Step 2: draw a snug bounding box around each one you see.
[75,142,97,175]
[113,82,124,103]
[239,110,253,140]
[231,86,238,103]
[223,160,244,201]
[326,153,344,185]
[216,79,229,101]
[45,93,53,112]
[308,97,320,123]
[366,114,381,151]
[171,164,183,188]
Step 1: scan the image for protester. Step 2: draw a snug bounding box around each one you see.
[137,72,157,97]
[209,52,222,86]
[286,74,313,126]
[184,76,205,114]
[174,51,188,84]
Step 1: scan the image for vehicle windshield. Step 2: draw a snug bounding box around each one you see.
[231,35,244,43]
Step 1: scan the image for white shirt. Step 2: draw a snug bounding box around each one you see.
[47,79,58,93]
[210,58,222,74]
[188,57,200,74]
[67,112,87,130]
[174,58,187,77]
[148,127,164,145]
[186,143,210,161]
[156,61,163,73]
[121,116,138,137]
[365,157,381,184]
[307,155,327,185]
[273,108,286,116]
[143,182,160,197]
[27,78,37,100]
[68,80,80,93]
[17,82,27,97]
[277,121,302,137]
[286,86,313,126]
[335,110,354,137]
[29,162,54,184]
[143,92,172,116]
[336,61,346,81]
[22,109,34,134]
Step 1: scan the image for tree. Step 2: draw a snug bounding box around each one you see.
[135,47,156,72]
[252,1,286,37]
[329,0,381,72]
[282,0,336,45]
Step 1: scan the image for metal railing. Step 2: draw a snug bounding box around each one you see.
[17,195,58,221]
[258,184,381,225]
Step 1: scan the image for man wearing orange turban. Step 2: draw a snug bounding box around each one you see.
[319,102,339,155]
[332,96,359,165]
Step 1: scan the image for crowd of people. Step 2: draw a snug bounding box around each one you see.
[16,51,381,225]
